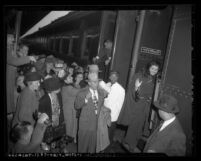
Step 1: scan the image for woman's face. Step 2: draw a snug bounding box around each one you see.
[75,73,83,84]
[30,80,40,90]
[149,65,159,76]
[58,69,66,78]
[64,75,73,84]
[68,68,74,75]
[17,76,25,89]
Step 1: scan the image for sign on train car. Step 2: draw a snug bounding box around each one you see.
[141,46,161,56]
[135,6,173,73]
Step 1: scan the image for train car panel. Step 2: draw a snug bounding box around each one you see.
[135,6,173,74]
[160,5,192,155]
[110,11,138,88]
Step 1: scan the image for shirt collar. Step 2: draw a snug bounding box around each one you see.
[160,116,176,131]
[89,88,98,98]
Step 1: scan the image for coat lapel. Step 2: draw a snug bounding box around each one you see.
[97,89,104,118]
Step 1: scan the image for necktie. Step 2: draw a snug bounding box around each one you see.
[93,90,98,115]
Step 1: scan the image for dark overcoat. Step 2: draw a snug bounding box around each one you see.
[38,92,65,143]
[143,118,186,156]
[74,86,104,153]
[117,73,155,150]
[61,85,80,138]
[12,87,39,127]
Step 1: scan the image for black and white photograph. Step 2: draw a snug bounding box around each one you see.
[4,5,194,157]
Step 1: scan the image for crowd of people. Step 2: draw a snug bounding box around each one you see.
[6,32,187,156]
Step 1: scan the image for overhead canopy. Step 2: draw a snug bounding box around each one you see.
[20,11,71,39]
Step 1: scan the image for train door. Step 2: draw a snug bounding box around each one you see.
[159,5,192,155]
[97,11,117,81]
[131,7,174,137]
[109,11,138,88]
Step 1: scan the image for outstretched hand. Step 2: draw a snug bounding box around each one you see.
[135,78,142,91]
[37,113,49,124]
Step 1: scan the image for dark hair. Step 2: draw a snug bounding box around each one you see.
[104,39,113,44]
[142,60,160,78]
[72,72,83,83]
[18,43,29,49]
[109,70,120,78]
[10,121,31,143]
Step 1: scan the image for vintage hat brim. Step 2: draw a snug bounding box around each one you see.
[43,78,61,92]
[154,100,179,114]
[25,72,42,82]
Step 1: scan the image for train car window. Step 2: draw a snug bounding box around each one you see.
[61,38,70,55]
[50,39,54,51]
[84,34,99,58]
[55,38,61,52]
[72,36,80,57]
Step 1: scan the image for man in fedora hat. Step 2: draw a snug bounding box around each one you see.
[12,72,42,127]
[143,94,186,156]
[38,77,65,144]
[88,64,101,74]
[75,72,105,153]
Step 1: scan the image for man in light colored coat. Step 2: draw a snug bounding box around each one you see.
[102,71,125,142]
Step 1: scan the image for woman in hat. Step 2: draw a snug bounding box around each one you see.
[61,72,84,143]
[38,78,65,145]
[117,60,160,152]
[44,57,56,79]
[12,72,41,128]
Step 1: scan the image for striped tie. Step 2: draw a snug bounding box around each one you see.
[93,90,98,115]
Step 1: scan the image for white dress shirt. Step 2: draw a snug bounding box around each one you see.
[159,116,176,131]
[104,82,125,122]
[85,88,98,103]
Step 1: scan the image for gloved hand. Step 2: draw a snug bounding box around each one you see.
[37,113,49,124]
[135,78,142,91]
[29,56,37,62]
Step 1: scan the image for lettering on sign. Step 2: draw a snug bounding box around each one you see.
[141,47,161,56]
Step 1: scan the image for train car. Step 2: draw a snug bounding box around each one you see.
[11,5,193,155]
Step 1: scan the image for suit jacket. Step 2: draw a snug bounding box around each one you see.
[74,86,104,153]
[75,86,104,131]
[143,118,186,156]
[38,92,64,124]
[96,106,111,153]
[38,92,65,143]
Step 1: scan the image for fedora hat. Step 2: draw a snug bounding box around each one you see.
[88,64,102,73]
[154,94,179,114]
[42,77,61,92]
[25,72,41,82]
